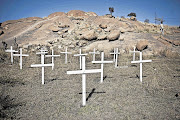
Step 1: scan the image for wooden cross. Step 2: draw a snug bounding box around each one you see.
[5,46,18,64]
[74,49,87,69]
[61,47,72,64]
[131,52,152,82]
[130,46,140,61]
[89,48,100,61]
[67,56,101,106]
[31,49,53,84]
[13,48,29,69]
[110,48,116,62]
[45,49,60,70]
[92,52,113,83]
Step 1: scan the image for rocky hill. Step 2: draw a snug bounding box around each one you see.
[0,10,180,58]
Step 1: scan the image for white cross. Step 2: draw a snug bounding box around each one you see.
[89,48,100,61]
[67,56,101,106]
[31,49,53,84]
[114,48,120,68]
[61,47,72,64]
[131,52,152,82]
[130,46,140,61]
[45,49,60,70]
[110,48,116,62]
[74,49,87,69]
[5,46,18,64]
[92,52,113,83]
[13,48,29,69]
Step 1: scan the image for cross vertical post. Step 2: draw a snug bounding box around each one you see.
[82,56,86,106]
[115,48,120,68]
[140,52,143,82]
[74,49,87,69]
[80,49,82,69]
[11,46,14,64]
[101,52,104,83]
[133,47,135,61]
[41,53,45,84]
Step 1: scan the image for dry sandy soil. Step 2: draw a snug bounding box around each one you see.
[0,50,180,120]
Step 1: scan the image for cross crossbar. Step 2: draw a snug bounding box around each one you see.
[5,46,18,64]
[13,48,29,69]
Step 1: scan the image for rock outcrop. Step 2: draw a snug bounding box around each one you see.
[107,30,120,41]
[48,12,67,18]
[136,40,148,51]
[83,30,97,40]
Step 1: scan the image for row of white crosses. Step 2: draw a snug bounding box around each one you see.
[5,46,29,69]
[5,46,152,106]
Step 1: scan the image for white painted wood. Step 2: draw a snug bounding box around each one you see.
[61,47,72,64]
[74,49,87,69]
[115,48,120,68]
[13,48,29,69]
[67,56,101,106]
[5,46,18,64]
[131,52,152,82]
[110,48,116,62]
[92,52,113,83]
[31,49,53,84]
[130,46,140,61]
[89,48,100,61]
[31,64,54,67]
[45,49,60,70]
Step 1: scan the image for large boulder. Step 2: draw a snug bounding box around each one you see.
[83,30,97,40]
[85,12,98,16]
[99,24,107,29]
[97,34,107,40]
[48,12,67,18]
[107,30,120,41]
[136,40,148,51]
[67,10,87,18]
[173,40,180,46]
[130,16,137,21]
[49,25,59,32]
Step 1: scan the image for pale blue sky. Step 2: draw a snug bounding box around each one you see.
[0,0,180,26]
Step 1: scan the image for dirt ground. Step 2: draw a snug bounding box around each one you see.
[0,50,180,120]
